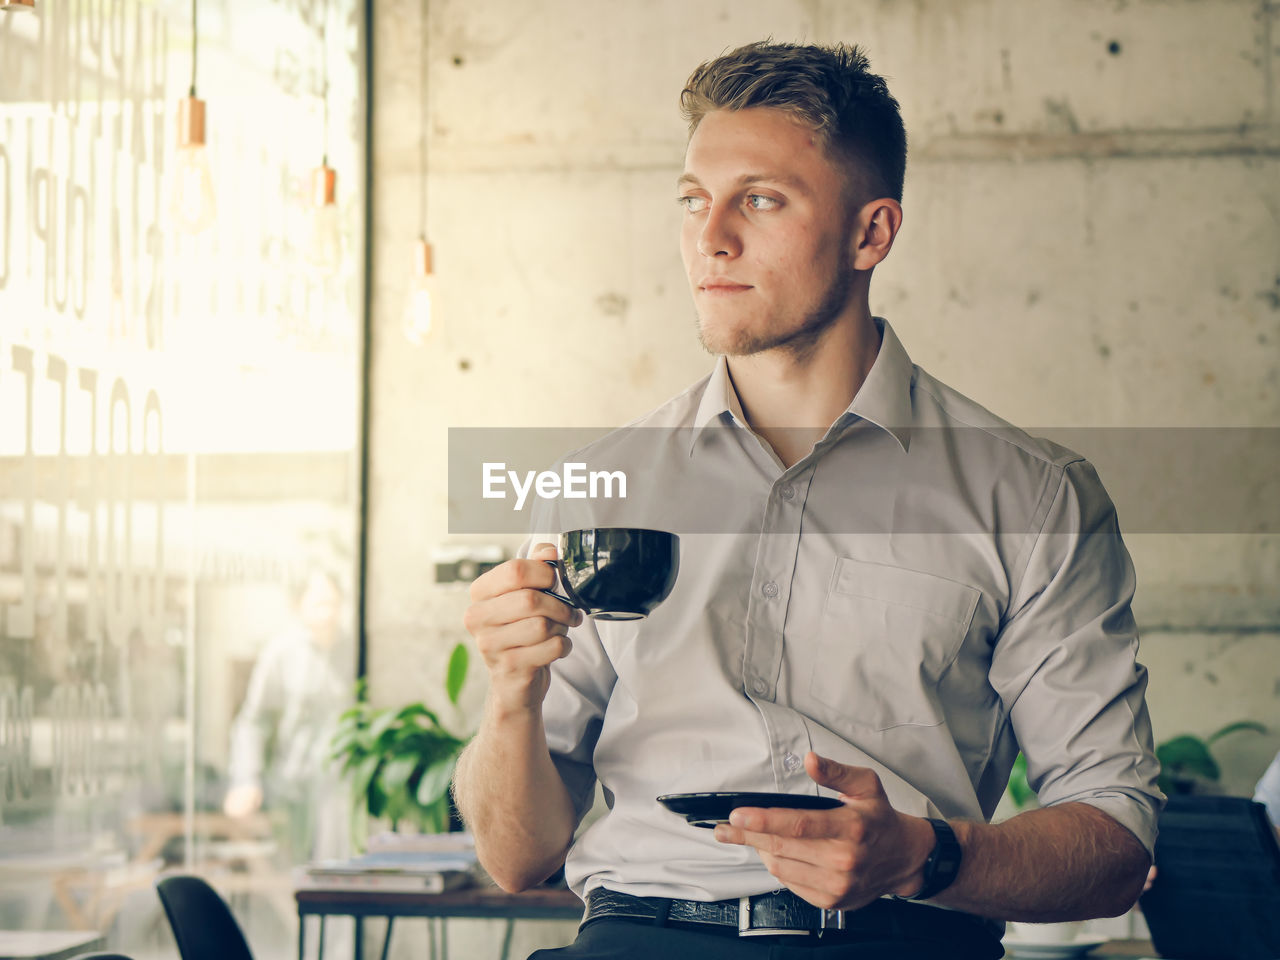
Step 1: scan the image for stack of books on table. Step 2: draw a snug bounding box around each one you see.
[296,835,478,894]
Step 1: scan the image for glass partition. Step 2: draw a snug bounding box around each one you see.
[0,1,365,956]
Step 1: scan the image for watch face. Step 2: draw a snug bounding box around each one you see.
[911,818,962,899]
[656,792,842,828]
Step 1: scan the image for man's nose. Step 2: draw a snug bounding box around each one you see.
[696,206,741,258]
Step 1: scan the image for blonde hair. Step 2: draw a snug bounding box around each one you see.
[680,41,907,203]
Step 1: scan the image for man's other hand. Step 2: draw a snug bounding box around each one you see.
[714,751,937,910]
[463,544,583,715]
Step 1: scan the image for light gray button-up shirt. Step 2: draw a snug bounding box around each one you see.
[526,319,1163,903]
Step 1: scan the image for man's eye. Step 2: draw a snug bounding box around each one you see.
[746,194,779,211]
[677,195,708,213]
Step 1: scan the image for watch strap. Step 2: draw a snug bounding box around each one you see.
[908,817,962,901]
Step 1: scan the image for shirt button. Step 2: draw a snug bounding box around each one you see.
[762,580,779,598]
[751,679,768,696]
[779,484,795,501]
[783,752,802,772]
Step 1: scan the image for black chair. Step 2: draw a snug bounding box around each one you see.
[1139,795,1280,959]
[69,954,137,960]
[155,875,256,960]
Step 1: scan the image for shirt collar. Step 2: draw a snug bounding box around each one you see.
[692,355,743,432]
[688,317,915,455]
[845,317,914,452]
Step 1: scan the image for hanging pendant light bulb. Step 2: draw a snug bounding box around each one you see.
[304,159,342,272]
[402,236,438,344]
[170,0,216,233]
[171,95,217,233]
[302,0,342,275]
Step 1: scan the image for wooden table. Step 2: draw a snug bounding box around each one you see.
[0,930,105,960]
[295,884,583,960]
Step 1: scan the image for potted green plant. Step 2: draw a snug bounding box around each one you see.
[1155,720,1266,795]
[330,641,472,843]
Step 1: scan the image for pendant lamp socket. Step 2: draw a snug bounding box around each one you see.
[0,0,37,10]
[177,96,207,148]
[312,164,338,207]
[413,236,434,275]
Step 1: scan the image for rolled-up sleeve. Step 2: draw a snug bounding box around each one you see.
[989,458,1165,854]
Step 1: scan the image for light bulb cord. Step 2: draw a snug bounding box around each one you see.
[189,0,197,96]
[321,0,330,165]
[418,0,429,237]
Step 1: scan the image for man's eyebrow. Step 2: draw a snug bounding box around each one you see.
[676,172,808,191]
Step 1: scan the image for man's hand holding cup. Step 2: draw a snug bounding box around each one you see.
[464,543,582,716]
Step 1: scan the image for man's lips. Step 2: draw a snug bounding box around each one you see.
[697,278,753,293]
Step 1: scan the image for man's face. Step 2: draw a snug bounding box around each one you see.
[678,107,859,358]
[298,572,342,648]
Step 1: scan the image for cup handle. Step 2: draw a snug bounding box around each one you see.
[540,558,585,611]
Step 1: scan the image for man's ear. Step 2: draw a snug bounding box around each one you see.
[851,198,903,271]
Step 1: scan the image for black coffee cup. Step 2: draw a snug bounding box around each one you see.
[542,527,679,621]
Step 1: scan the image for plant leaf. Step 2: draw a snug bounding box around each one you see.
[1206,721,1267,744]
[1006,752,1035,810]
[415,749,461,809]
[395,703,431,723]
[367,780,388,819]
[411,703,445,727]
[446,642,470,706]
[380,756,420,796]
[330,741,368,772]
[421,795,450,833]
[1156,735,1219,781]
[367,710,399,743]
[351,753,384,816]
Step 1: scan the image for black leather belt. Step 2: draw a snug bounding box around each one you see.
[584,887,1002,945]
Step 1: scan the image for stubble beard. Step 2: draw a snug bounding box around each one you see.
[695,263,857,363]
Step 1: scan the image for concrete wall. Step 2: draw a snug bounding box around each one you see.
[367,0,1279,952]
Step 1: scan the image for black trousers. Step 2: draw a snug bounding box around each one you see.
[529,918,1006,960]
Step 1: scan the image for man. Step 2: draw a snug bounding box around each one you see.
[454,41,1161,959]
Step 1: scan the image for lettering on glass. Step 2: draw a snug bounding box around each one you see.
[6,345,37,642]
[0,343,169,804]
[46,354,69,645]
[0,680,35,803]
[0,0,360,830]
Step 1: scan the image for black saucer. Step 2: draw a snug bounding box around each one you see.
[657,791,843,828]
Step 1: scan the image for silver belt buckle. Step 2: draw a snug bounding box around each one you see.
[736,895,813,938]
[819,907,846,936]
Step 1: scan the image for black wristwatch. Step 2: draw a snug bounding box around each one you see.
[907,818,962,901]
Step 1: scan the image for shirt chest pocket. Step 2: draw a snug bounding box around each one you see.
[808,558,981,731]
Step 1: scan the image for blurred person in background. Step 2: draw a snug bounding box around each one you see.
[224,564,352,864]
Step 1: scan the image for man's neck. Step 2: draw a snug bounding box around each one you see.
[726,312,882,469]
